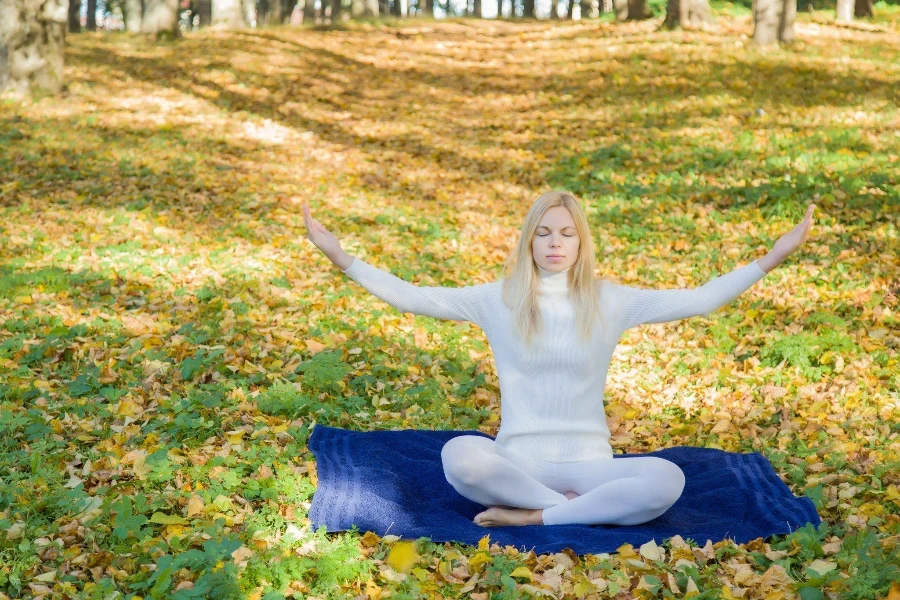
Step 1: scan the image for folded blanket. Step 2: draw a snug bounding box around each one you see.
[307,425,820,555]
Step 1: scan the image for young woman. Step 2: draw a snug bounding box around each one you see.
[303,192,816,528]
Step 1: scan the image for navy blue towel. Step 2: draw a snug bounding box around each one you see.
[307,425,820,555]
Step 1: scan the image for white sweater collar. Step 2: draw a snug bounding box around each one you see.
[537,265,570,294]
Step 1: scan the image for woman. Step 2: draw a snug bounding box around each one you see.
[303,192,815,528]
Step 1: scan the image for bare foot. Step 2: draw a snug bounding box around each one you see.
[564,491,580,500]
[474,507,544,527]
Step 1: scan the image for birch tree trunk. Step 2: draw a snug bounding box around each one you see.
[835,0,852,21]
[212,0,243,26]
[123,0,143,30]
[351,0,363,16]
[364,0,377,16]
[752,0,794,44]
[142,0,180,34]
[0,0,68,97]
[580,0,597,18]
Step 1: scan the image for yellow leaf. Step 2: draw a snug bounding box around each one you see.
[478,534,490,551]
[510,566,533,581]
[885,485,900,504]
[684,577,700,598]
[386,541,419,573]
[411,567,430,582]
[306,340,325,354]
[186,495,205,517]
[882,581,900,600]
[639,539,665,562]
[150,512,189,525]
[468,551,492,573]
[117,400,142,417]
[807,559,836,577]
[226,430,245,444]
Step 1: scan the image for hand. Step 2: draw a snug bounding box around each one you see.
[303,202,352,269]
[772,203,816,258]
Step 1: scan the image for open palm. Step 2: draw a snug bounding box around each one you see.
[304,202,343,258]
[773,204,816,256]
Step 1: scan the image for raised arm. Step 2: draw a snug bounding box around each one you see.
[341,257,489,324]
[303,201,488,325]
[605,260,768,332]
[606,203,817,333]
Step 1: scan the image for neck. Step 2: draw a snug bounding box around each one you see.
[537,265,570,294]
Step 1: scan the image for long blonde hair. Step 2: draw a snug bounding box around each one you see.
[501,191,606,348]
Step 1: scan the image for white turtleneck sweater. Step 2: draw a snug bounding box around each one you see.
[340,256,769,462]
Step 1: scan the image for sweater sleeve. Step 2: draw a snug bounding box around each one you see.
[341,256,490,326]
[606,260,768,332]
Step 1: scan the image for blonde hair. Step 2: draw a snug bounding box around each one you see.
[501,190,607,348]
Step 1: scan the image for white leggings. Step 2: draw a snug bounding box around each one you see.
[441,435,685,526]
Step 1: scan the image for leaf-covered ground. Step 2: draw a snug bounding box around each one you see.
[1,6,899,599]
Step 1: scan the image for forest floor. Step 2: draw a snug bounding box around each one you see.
[1,5,899,599]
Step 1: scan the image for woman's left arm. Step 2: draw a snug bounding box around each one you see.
[608,204,817,332]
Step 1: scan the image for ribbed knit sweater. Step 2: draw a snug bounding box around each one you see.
[341,256,768,462]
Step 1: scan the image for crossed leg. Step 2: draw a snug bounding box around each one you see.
[440,435,685,527]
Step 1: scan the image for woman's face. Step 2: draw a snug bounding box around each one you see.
[531,206,580,273]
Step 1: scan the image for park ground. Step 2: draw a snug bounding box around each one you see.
[1,5,899,599]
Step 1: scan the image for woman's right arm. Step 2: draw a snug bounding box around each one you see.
[304,202,488,325]
[341,256,489,324]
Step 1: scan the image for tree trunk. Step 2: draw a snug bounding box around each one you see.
[331,0,341,20]
[195,0,210,23]
[835,0,852,20]
[599,0,611,12]
[663,0,711,27]
[212,0,244,26]
[242,0,254,24]
[142,0,180,34]
[351,0,363,16]
[0,0,68,97]
[549,0,558,18]
[752,0,794,44]
[580,0,596,17]
[364,0,377,15]
[612,0,626,18]
[423,0,432,16]
[626,0,650,18]
[68,0,81,31]
[86,0,96,28]
[523,0,534,17]
[303,0,315,21]
[473,0,480,16]
[123,0,142,29]
[566,0,574,18]
[281,0,293,21]
[853,0,872,17]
